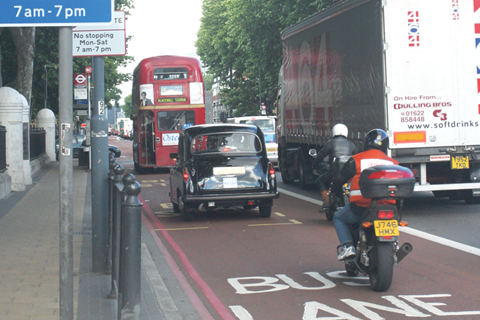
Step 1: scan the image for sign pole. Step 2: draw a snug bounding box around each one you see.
[87,69,92,170]
[58,26,74,320]
[91,56,109,273]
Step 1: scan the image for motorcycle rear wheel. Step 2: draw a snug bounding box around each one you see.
[369,242,394,292]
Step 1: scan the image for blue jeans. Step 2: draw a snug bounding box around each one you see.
[333,203,363,246]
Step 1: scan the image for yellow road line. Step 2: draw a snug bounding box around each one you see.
[248,219,302,227]
[274,212,285,217]
[141,180,159,183]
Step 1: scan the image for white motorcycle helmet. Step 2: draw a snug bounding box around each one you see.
[332,123,348,137]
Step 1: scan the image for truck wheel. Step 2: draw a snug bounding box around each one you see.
[280,159,294,183]
[462,190,480,204]
[298,153,309,190]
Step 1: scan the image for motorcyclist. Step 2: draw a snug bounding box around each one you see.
[312,124,358,211]
[331,128,398,260]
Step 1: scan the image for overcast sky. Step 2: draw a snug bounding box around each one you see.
[118,0,203,104]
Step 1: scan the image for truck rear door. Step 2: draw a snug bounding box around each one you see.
[384,0,480,150]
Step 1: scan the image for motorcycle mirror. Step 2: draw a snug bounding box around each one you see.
[308,149,317,157]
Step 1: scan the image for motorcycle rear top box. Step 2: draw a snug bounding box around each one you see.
[359,165,415,199]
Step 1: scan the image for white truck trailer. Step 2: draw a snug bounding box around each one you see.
[276,0,480,203]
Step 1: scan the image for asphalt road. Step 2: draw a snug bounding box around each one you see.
[110,136,480,320]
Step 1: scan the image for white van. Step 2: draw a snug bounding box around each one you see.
[227,116,278,165]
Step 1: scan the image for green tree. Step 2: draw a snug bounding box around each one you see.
[196,0,339,116]
[122,94,133,118]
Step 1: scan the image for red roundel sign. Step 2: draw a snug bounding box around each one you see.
[74,74,87,86]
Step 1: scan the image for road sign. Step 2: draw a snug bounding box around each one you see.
[85,66,92,74]
[72,11,126,57]
[74,73,87,86]
[0,0,114,27]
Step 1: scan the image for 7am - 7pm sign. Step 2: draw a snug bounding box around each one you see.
[0,0,113,26]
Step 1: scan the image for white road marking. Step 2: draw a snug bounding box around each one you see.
[277,187,480,257]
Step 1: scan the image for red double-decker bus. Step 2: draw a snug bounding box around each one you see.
[131,55,205,171]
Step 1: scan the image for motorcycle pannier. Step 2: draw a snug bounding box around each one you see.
[359,165,415,199]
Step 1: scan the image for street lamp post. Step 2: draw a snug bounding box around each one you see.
[44,64,57,109]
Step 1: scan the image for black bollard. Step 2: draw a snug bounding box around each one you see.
[108,163,124,299]
[118,181,143,320]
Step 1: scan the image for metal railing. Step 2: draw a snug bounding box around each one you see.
[0,126,6,172]
[106,152,143,320]
[30,127,46,160]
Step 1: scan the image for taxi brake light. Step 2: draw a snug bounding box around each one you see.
[183,168,189,182]
[268,163,275,179]
[222,147,231,152]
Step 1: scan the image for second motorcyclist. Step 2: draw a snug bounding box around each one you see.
[312,124,358,211]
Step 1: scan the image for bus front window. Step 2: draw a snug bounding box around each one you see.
[157,110,195,131]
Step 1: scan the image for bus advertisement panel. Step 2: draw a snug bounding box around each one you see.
[132,55,205,170]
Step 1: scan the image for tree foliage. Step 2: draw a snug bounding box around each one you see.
[0,0,135,119]
[196,0,338,116]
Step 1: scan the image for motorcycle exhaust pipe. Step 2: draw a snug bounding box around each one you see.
[396,242,413,264]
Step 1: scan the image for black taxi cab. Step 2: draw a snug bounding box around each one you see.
[169,124,279,221]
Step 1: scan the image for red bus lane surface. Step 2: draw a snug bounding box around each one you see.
[136,173,480,320]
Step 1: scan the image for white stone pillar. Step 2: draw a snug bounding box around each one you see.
[0,87,25,191]
[21,95,32,185]
[36,108,56,162]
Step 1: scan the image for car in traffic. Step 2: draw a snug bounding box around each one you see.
[55,134,121,161]
[55,134,86,160]
[169,123,279,221]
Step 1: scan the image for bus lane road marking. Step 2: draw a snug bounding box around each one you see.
[227,271,480,319]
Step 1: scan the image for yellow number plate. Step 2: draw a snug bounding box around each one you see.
[374,220,399,237]
[451,156,469,170]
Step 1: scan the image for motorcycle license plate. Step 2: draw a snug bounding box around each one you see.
[374,220,399,237]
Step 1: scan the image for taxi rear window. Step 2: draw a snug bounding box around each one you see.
[191,132,262,155]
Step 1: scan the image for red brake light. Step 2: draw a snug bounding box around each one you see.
[378,210,394,219]
[183,168,189,182]
[268,163,275,179]
[222,147,231,152]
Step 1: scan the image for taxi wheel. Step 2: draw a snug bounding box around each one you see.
[172,202,180,213]
[259,206,272,218]
[179,195,193,221]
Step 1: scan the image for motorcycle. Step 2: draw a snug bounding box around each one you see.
[309,149,349,221]
[342,164,415,292]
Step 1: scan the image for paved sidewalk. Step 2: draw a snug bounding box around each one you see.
[0,162,186,320]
